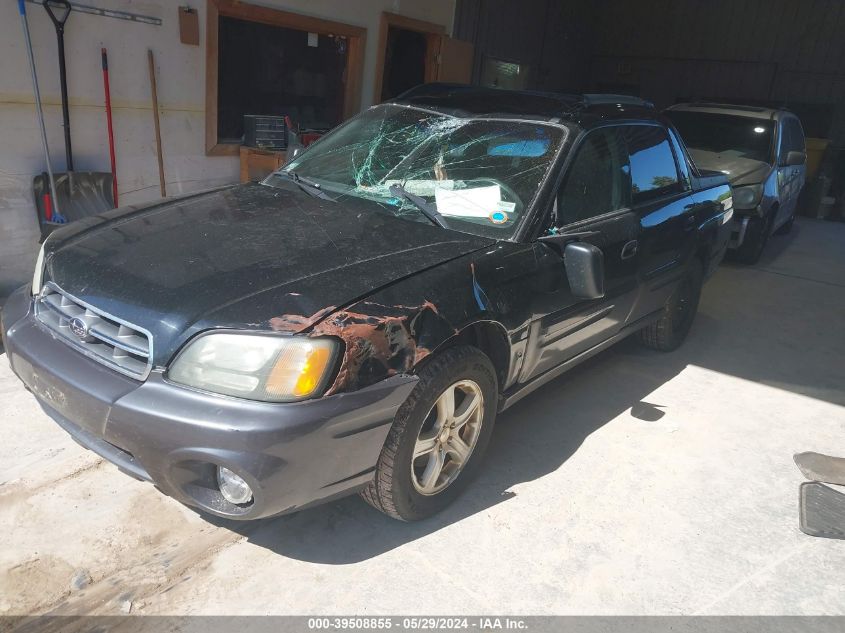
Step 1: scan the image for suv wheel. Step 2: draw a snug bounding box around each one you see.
[638,259,703,352]
[361,346,497,521]
[734,210,773,264]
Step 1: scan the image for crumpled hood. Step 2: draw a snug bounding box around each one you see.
[688,149,772,186]
[44,183,493,365]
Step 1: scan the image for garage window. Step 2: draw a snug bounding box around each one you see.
[217,17,348,143]
[206,0,366,156]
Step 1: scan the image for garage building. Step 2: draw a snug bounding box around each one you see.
[1,0,844,620]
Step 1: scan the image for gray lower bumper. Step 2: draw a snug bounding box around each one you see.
[728,215,751,249]
[2,285,417,520]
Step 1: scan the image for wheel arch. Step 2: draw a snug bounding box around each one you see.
[417,320,511,392]
[765,200,780,218]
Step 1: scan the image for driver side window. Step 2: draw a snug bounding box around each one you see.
[556,128,631,227]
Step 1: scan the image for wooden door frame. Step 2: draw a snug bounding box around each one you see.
[206,0,366,156]
[372,11,446,104]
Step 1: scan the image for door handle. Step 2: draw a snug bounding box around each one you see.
[621,240,638,260]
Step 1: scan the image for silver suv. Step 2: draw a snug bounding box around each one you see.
[666,103,806,264]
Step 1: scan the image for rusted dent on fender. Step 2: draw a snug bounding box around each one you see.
[305,300,456,394]
[268,305,337,333]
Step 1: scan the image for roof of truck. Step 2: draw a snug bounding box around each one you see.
[390,83,661,127]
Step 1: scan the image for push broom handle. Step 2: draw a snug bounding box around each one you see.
[19,0,62,219]
[102,48,118,206]
[148,49,166,198]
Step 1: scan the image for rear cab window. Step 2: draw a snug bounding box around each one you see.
[622,125,683,204]
[666,126,694,188]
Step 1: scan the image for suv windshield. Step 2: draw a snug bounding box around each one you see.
[666,110,774,164]
[265,104,566,239]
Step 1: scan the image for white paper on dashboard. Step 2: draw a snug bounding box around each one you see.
[383,179,456,197]
[434,185,502,218]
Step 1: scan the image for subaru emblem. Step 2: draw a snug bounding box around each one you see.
[69,317,88,338]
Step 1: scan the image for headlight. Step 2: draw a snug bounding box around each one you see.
[168,333,339,402]
[732,185,763,209]
[31,238,49,296]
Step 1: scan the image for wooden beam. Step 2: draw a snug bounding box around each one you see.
[344,34,366,120]
[379,11,446,36]
[204,0,223,155]
[148,49,166,196]
[215,0,366,38]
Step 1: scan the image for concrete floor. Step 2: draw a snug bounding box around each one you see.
[1,218,844,616]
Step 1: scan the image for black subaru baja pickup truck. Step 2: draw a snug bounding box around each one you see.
[2,84,731,522]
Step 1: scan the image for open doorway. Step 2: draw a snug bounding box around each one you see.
[374,12,475,104]
[374,13,444,103]
[381,27,428,101]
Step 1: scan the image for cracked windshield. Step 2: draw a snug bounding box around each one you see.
[266,104,566,239]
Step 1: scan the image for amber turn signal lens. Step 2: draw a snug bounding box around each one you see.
[293,346,333,397]
[264,342,334,399]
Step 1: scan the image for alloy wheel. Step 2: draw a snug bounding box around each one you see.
[411,379,484,496]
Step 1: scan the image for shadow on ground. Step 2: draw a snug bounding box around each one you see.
[207,331,696,564]
[202,221,845,563]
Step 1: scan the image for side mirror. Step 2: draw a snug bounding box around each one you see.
[786,150,806,166]
[564,242,605,300]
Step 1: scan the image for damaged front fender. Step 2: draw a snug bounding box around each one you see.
[273,242,538,395]
[271,300,455,393]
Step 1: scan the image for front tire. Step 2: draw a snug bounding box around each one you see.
[774,213,795,235]
[638,259,703,352]
[734,210,773,264]
[361,346,497,521]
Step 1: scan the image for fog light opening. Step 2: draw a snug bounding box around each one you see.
[216,466,253,505]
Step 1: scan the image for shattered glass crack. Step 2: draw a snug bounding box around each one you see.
[265,104,567,240]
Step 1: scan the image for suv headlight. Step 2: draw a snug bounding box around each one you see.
[31,238,50,296]
[168,333,339,402]
[732,184,763,209]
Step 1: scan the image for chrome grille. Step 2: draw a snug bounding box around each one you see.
[35,283,153,380]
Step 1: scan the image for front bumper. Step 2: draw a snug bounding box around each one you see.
[728,214,751,249]
[1,285,417,520]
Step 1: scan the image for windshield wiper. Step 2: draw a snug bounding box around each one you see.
[278,170,334,201]
[389,183,450,229]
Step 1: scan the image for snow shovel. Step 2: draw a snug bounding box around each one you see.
[34,0,114,240]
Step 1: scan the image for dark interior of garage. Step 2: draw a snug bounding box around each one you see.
[454,0,845,222]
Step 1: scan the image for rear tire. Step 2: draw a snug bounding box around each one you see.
[361,346,498,521]
[734,210,773,264]
[638,259,703,352]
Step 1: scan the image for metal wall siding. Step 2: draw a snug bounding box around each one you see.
[454,0,845,140]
